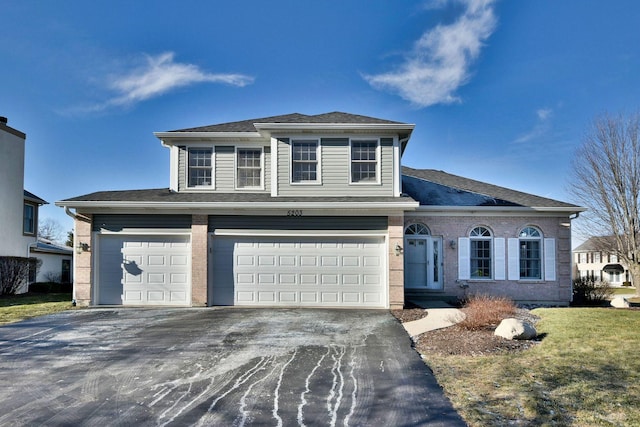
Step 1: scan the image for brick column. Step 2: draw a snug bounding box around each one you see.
[388,214,405,309]
[191,214,208,306]
[74,213,93,306]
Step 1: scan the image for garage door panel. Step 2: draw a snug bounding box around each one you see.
[97,235,191,306]
[211,235,386,307]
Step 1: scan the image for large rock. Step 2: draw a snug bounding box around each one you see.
[611,296,631,308]
[494,318,537,340]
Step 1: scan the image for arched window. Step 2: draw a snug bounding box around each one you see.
[470,226,492,279]
[405,223,430,235]
[519,226,542,279]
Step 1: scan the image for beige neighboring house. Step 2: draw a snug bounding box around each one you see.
[0,116,72,291]
[573,236,632,286]
[57,112,585,308]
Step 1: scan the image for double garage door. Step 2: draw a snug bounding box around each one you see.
[96,235,191,305]
[210,235,387,308]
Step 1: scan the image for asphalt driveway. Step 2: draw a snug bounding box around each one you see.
[0,308,465,426]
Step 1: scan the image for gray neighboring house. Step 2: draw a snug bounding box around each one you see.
[57,112,584,308]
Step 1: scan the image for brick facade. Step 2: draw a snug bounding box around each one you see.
[404,213,573,305]
[73,213,93,306]
[191,214,208,306]
[387,215,405,309]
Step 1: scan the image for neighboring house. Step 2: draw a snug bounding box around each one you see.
[31,239,73,283]
[0,117,70,292]
[56,112,584,308]
[573,236,632,286]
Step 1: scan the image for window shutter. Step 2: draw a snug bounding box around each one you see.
[508,238,519,280]
[544,238,556,281]
[458,237,470,280]
[494,238,506,280]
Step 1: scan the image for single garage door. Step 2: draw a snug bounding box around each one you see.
[97,235,191,306]
[210,235,386,307]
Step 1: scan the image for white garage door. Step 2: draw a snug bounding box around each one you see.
[97,235,191,306]
[210,235,386,307]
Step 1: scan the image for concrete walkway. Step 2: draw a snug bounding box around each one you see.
[402,301,465,338]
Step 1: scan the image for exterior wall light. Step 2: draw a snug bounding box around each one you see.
[394,243,403,256]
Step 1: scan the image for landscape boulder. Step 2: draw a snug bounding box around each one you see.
[611,296,631,308]
[494,318,537,340]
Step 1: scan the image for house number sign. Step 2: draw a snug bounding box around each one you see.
[287,210,303,217]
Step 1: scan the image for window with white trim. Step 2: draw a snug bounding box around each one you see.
[188,148,213,188]
[291,139,319,183]
[236,148,262,189]
[519,226,542,279]
[470,226,492,279]
[350,140,378,183]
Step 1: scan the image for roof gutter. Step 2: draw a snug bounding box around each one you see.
[411,205,587,214]
[56,200,420,210]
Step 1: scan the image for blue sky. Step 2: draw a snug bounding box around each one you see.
[2,0,639,241]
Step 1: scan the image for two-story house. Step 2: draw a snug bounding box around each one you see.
[1,117,72,291]
[57,112,583,308]
[573,236,632,286]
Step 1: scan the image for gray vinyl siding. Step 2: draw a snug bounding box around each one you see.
[92,214,192,232]
[208,215,387,232]
[177,145,270,193]
[276,137,395,197]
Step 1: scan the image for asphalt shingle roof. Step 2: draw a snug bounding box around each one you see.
[171,112,406,132]
[60,188,414,204]
[402,167,581,209]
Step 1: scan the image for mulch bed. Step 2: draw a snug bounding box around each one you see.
[391,306,542,357]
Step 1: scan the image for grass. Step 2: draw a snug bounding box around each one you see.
[0,293,77,325]
[425,307,640,426]
[611,287,637,296]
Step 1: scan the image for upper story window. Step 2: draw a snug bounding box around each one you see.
[236,148,263,189]
[519,226,542,279]
[593,252,601,263]
[188,148,213,188]
[23,203,36,235]
[350,140,379,184]
[470,226,492,279]
[291,139,319,183]
[579,252,587,263]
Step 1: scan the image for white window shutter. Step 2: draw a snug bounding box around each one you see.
[494,238,506,280]
[458,237,470,280]
[508,238,520,280]
[544,238,556,281]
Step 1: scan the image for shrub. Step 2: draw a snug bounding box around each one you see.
[456,294,517,331]
[572,277,614,306]
[29,282,72,293]
[0,256,40,296]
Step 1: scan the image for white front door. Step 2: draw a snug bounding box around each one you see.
[404,236,443,290]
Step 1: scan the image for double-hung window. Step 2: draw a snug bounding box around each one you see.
[350,140,379,183]
[519,227,542,279]
[236,148,263,189]
[291,140,319,183]
[23,203,35,235]
[188,148,213,188]
[470,226,492,279]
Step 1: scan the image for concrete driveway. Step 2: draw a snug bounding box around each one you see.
[0,308,465,426]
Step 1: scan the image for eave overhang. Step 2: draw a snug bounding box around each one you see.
[409,205,586,215]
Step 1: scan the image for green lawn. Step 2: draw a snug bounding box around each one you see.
[425,308,640,426]
[0,293,77,325]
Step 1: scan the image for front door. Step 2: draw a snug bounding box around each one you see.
[404,236,443,290]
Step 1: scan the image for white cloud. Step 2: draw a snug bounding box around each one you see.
[513,107,553,144]
[106,52,253,107]
[364,0,497,107]
[66,52,254,114]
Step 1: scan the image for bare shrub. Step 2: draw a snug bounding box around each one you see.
[457,294,517,331]
[572,277,614,306]
[0,257,40,296]
[43,271,62,284]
